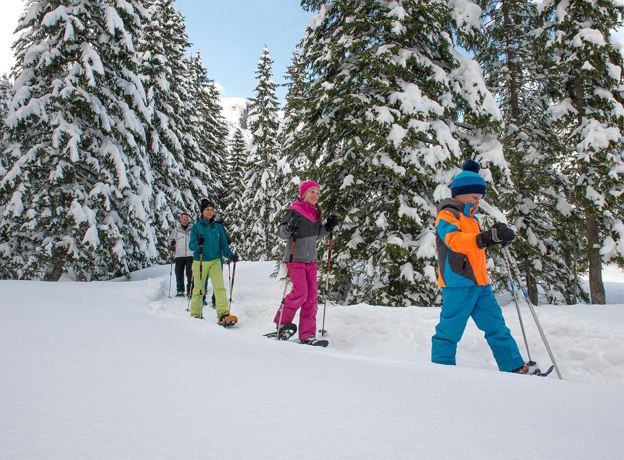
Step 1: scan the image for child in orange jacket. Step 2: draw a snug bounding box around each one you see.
[432,160,531,373]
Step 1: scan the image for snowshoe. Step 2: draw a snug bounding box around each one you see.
[300,336,329,347]
[512,361,551,376]
[264,323,297,340]
[218,314,238,328]
[534,365,555,377]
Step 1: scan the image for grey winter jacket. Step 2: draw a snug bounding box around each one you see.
[279,209,329,262]
[169,223,192,259]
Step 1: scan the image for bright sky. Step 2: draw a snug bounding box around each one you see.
[1,1,623,100]
[0,0,312,100]
[175,0,313,100]
[0,0,23,77]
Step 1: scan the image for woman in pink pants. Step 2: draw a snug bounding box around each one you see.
[273,180,339,345]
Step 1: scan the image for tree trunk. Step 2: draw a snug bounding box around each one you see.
[44,247,65,281]
[525,265,539,305]
[584,209,606,304]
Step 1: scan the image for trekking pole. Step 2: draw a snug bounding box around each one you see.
[229,260,237,304]
[228,261,232,293]
[318,232,333,336]
[186,278,193,312]
[199,250,203,296]
[190,248,203,316]
[500,247,533,363]
[168,259,173,298]
[276,230,298,340]
[502,246,563,380]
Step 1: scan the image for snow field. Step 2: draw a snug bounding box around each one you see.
[1,261,623,459]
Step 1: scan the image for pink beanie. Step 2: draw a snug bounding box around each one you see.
[299,180,320,199]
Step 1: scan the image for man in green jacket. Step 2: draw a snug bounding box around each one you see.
[189,199,239,325]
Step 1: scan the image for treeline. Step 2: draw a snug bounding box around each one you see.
[1,1,623,307]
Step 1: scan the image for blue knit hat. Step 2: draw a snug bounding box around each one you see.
[451,160,486,197]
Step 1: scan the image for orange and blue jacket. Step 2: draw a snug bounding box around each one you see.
[435,198,488,287]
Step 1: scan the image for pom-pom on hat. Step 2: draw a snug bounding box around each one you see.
[450,160,486,197]
[299,180,320,199]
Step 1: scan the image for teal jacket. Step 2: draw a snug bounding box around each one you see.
[189,218,234,262]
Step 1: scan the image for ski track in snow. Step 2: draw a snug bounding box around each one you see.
[148,262,624,385]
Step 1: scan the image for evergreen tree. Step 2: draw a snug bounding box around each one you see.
[224,128,248,247]
[538,0,624,304]
[0,0,156,280]
[241,47,281,260]
[187,52,228,209]
[0,74,12,129]
[285,0,506,305]
[472,0,584,304]
[274,49,307,210]
[139,0,194,259]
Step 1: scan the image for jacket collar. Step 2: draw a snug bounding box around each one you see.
[437,198,478,218]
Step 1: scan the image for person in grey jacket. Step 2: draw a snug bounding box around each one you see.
[169,212,193,296]
[273,180,339,344]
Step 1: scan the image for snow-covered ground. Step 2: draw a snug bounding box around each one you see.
[1,262,623,459]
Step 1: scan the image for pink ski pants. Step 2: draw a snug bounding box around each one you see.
[274,262,318,340]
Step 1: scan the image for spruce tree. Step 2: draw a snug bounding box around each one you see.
[223,128,248,248]
[0,0,156,280]
[286,0,506,305]
[472,0,584,304]
[241,47,281,260]
[0,74,11,129]
[139,0,195,259]
[538,0,624,304]
[187,52,228,209]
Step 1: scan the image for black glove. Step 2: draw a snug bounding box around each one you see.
[286,215,300,233]
[325,214,340,232]
[231,253,239,263]
[197,236,205,247]
[477,222,515,248]
[169,239,176,250]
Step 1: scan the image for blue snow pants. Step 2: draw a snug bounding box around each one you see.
[431,285,525,372]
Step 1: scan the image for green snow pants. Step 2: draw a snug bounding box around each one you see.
[190,259,229,320]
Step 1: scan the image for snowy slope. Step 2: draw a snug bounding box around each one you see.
[220,96,248,133]
[1,262,624,459]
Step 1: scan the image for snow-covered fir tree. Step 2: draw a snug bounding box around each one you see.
[240,47,281,260]
[0,74,12,131]
[139,0,196,259]
[538,0,624,304]
[0,0,157,280]
[283,0,506,305]
[187,52,228,210]
[273,50,307,213]
[224,127,249,247]
[471,0,584,304]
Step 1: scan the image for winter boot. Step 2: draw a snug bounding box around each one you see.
[277,323,297,340]
[218,313,238,328]
[176,291,185,297]
[512,361,541,375]
[301,336,329,347]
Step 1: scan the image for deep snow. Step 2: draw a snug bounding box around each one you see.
[1,262,623,459]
